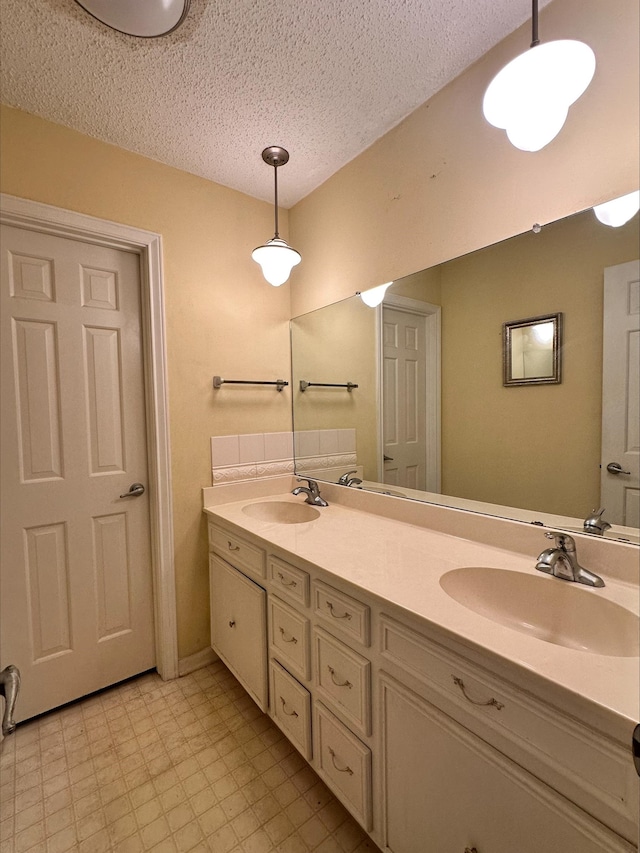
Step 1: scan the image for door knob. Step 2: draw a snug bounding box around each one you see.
[606,462,631,476]
[119,483,145,498]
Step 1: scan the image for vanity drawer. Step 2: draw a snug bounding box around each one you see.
[269,595,311,681]
[380,614,638,840]
[209,523,266,580]
[313,580,370,647]
[268,554,310,607]
[314,702,372,831]
[314,626,371,736]
[270,659,312,760]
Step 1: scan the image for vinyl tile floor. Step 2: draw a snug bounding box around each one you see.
[0,661,383,853]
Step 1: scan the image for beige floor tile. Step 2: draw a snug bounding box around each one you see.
[3,663,381,853]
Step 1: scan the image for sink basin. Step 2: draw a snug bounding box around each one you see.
[440,567,639,657]
[241,501,320,524]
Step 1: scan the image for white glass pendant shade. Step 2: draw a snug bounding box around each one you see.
[252,238,302,287]
[74,0,189,37]
[593,191,640,227]
[359,282,393,307]
[483,40,596,151]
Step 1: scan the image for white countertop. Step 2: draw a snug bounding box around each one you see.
[204,486,640,742]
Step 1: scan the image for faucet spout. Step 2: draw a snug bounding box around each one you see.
[535,532,604,588]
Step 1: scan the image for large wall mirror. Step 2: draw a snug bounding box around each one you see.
[290,200,640,544]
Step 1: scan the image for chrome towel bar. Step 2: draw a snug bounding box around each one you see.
[213,376,288,392]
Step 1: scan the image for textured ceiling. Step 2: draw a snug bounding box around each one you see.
[0,0,552,207]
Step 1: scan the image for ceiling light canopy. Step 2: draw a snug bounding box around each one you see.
[593,191,640,228]
[483,1,595,152]
[74,0,190,37]
[358,282,393,307]
[252,147,301,287]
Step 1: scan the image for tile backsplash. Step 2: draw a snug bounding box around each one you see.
[211,430,357,485]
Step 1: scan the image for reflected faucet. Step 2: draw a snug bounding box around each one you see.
[338,470,363,488]
[292,478,328,507]
[535,532,604,588]
[583,508,612,536]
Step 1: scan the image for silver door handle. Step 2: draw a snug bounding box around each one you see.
[606,463,631,476]
[119,483,145,498]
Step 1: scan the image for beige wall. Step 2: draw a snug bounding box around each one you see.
[438,209,639,517]
[289,0,639,316]
[0,105,292,659]
[291,297,378,477]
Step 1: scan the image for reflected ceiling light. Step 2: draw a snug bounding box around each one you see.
[483,0,595,152]
[593,191,640,227]
[74,0,190,37]
[252,147,302,287]
[358,282,393,307]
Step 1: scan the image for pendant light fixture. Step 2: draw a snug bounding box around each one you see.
[252,147,301,286]
[358,282,393,307]
[593,191,640,228]
[483,0,595,152]
[74,0,190,37]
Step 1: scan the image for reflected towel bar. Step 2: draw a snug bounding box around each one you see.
[213,376,288,392]
[299,380,358,392]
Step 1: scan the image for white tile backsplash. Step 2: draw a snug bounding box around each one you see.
[211,430,358,486]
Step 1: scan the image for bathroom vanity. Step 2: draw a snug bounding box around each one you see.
[203,480,639,852]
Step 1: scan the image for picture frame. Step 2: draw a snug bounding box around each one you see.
[502,312,563,386]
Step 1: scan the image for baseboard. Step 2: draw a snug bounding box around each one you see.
[178,647,218,676]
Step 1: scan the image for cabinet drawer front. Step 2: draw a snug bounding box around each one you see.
[380,614,638,840]
[209,555,268,710]
[269,596,311,681]
[268,555,310,607]
[314,702,372,831]
[314,627,371,736]
[209,523,266,580]
[270,660,312,760]
[313,580,370,646]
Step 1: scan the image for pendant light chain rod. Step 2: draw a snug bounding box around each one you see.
[273,164,280,239]
[531,0,540,47]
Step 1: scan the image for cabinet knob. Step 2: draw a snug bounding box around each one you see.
[228,620,236,628]
[464,848,478,853]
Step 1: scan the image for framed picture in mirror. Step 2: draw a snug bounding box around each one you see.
[502,312,563,386]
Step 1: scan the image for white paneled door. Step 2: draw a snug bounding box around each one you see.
[601,259,640,528]
[0,224,155,722]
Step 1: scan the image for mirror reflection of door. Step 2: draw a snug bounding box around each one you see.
[381,297,440,492]
[601,259,640,526]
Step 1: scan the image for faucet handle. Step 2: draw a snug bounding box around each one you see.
[544,531,575,550]
[296,477,319,495]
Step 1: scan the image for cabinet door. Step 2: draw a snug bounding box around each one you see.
[380,674,631,853]
[209,554,268,711]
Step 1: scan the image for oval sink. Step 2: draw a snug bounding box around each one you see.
[241,501,320,524]
[440,567,639,657]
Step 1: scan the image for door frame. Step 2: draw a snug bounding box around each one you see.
[1,193,179,680]
[376,294,441,491]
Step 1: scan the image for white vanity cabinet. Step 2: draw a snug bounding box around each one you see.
[206,510,638,853]
[208,524,268,711]
[380,672,622,853]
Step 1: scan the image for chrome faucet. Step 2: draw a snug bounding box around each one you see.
[337,470,363,487]
[292,478,328,507]
[583,507,612,536]
[535,532,604,588]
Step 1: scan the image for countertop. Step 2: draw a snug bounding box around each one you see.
[204,487,640,742]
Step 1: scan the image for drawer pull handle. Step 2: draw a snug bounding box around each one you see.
[464,848,478,853]
[227,541,240,552]
[453,676,503,711]
[279,627,298,644]
[277,572,297,588]
[327,666,352,689]
[228,620,236,628]
[327,602,352,621]
[279,696,298,718]
[328,747,353,775]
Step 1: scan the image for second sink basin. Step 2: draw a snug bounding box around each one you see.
[440,566,639,657]
[242,501,321,524]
